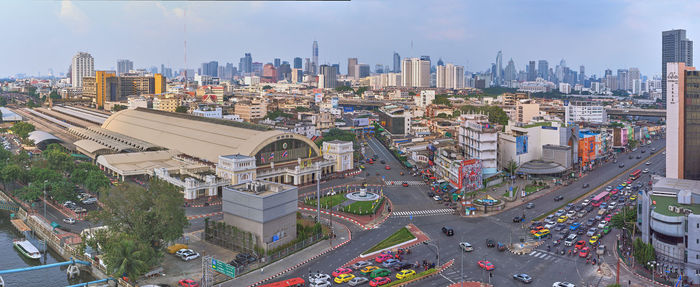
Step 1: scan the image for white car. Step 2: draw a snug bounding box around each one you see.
[643,169,649,173]
[581,199,591,206]
[564,234,577,246]
[598,221,608,229]
[646,161,651,165]
[433,195,441,201]
[605,186,612,191]
[309,281,331,287]
[566,210,576,218]
[180,252,200,261]
[544,221,556,229]
[608,202,617,209]
[175,249,194,257]
[352,260,371,270]
[459,242,473,252]
[62,217,76,224]
[553,282,576,287]
[82,197,98,205]
[309,273,331,284]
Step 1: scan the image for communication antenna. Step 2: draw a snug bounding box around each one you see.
[183,8,188,92]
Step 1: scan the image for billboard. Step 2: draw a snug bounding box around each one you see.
[343,106,354,113]
[331,97,339,108]
[314,93,323,103]
[353,117,369,127]
[516,135,528,155]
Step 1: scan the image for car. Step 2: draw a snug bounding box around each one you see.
[596,245,606,255]
[586,218,596,227]
[569,222,581,231]
[402,182,408,187]
[605,186,613,191]
[577,210,586,218]
[382,259,400,268]
[585,205,594,212]
[534,229,550,239]
[574,240,586,249]
[566,210,576,218]
[175,249,194,257]
[565,203,574,211]
[636,155,642,159]
[530,226,545,235]
[369,277,391,287]
[459,242,473,252]
[611,194,619,200]
[619,163,625,168]
[63,201,76,208]
[602,226,611,234]
[586,228,598,237]
[554,223,566,231]
[335,273,356,284]
[579,247,590,257]
[380,160,386,164]
[352,260,372,270]
[375,253,393,263]
[643,168,649,173]
[554,195,564,201]
[369,268,391,279]
[545,214,556,221]
[432,195,441,201]
[332,267,353,277]
[554,209,566,217]
[526,202,535,209]
[513,273,533,283]
[82,197,98,205]
[393,263,414,271]
[574,204,584,212]
[486,239,496,248]
[513,216,525,223]
[360,266,379,275]
[557,215,568,223]
[589,236,599,245]
[641,149,646,153]
[582,183,590,188]
[73,207,87,213]
[348,277,370,286]
[618,197,626,203]
[440,226,455,235]
[62,217,76,224]
[309,273,332,284]
[630,195,637,201]
[553,282,576,287]
[395,269,416,279]
[598,220,608,229]
[236,253,257,263]
[544,221,556,229]
[564,234,578,246]
[178,279,199,287]
[597,209,607,216]
[477,260,495,271]
[180,252,200,261]
[309,281,332,287]
[384,165,391,170]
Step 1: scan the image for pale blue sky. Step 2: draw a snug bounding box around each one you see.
[1,0,699,78]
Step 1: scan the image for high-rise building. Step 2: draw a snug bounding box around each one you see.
[393,52,401,73]
[312,40,319,75]
[527,61,536,81]
[495,51,503,85]
[354,64,370,79]
[401,58,430,88]
[71,52,94,88]
[262,64,277,83]
[663,29,693,101]
[666,62,700,179]
[437,58,444,67]
[504,59,516,84]
[629,67,641,93]
[374,64,384,74]
[537,60,548,81]
[273,58,281,68]
[293,57,302,69]
[239,53,253,74]
[277,63,291,82]
[304,58,312,74]
[291,68,303,83]
[117,59,133,76]
[319,64,337,89]
[347,58,358,78]
[578,66,585,84]
[201,61,218,77]
[436,63,464,89]
[617,69,629,91]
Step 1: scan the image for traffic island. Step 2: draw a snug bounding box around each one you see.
[343,223,430,268]
[387,259,455,287]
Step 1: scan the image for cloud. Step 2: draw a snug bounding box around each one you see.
[58,0,88,33]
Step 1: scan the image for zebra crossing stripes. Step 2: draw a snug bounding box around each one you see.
[384,180,426,186]
[391,208,455,217]
[527,250,559,261]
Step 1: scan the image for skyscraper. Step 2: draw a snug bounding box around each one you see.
[117,59,133,76]
[201,61,219,77]
[662,29,693,101]
[273,58,281,68]
[537,60,548,81]
[239,53,253,75]
[354,64,370,79]
[436,63,464,89]
[348,58,358,78]
[304,58,311,74]
[401,58,430,87]
[629,67,641,93]
[312,40,319,75]
[666,62,699,179]
[495,51,503,85]
[579,65,585,84]
[504,59,516,84]
[71,52,94,88]
[617,69,629,90]
[437,58,444,67]
[319,64,337,89]
[527,60,536,81]
[293,57,303,69]
[393,52,401,73]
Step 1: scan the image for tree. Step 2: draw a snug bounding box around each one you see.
[436,113,449,118]
[633,237,656,268]
[84,170,110,193]
[101,233,156,282]
[44,147,74,173]
[175,106,188,113]
[503,160,518,176]
[1,164,23,188]
[354,86,369,96]
[610,206,636,231]
[10,122,35,139]
[432,94,452,106]
[334,86,353,93]
[111,104,127,112]
[459,105,509,126]
[262,85,273,90]
[49,91,61,100]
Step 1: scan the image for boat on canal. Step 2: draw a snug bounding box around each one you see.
[13,239,41,260]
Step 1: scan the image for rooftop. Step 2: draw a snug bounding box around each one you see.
[650,195,700,217]
[522,121,552,129]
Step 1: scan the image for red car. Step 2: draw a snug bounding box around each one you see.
[579,247,590,257]
[332,267,353,277]
[626,180,632,185]
[385,165,391,170]
[375,253,393,263]
[178,279,200,287]
[369,277,391,286]
[574,240,586,249]
[604,216,612,222]
[610,189,618,195]
[477,260,495,271]
[402,182,409,187]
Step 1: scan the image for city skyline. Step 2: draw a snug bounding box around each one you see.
[2,1,700,78]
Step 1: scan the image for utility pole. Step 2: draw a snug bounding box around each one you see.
[316,164,321,222]
[43,180,48,219]
[460,234,464,287]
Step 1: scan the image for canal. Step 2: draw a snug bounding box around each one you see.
[0,210,95,286]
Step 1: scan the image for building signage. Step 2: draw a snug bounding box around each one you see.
[212,258,236,278]
[667,64,679,105]
[516,135,528,155]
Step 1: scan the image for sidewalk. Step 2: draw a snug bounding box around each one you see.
[223,218,352,287]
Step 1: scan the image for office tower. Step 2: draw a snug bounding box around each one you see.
[348,58,358,78]
[312,40,318,74]
[331,63,340,73]
[401,58,430,87]
[201,61,218,77]
[291,68,303,83]
[251,62,263,76]
[354,64,370,79]
[436,63,464,89]
[662,29,693,101]
[629,67,641,93]
[293,57,302,69]
[304,58,312,74]
[239,53,252,74]
[579,66,585,84]
[273,58,281,68]
[71,52,94,88]
[666,62,700,179]
[437,58,444,66]
[504,59,516,83]
[495,51,503,84]
[420,55,431,62]
[262,64,277,83]
[374,64,384,74]
[117,59,133,76]
[537,60,548,81]
[393,52,401,73]
[617,69,629,90]
[527,60,536,81]
[277,63,291,82]
[319,64,337,89]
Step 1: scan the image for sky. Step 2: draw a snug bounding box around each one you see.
[1,0,699,78]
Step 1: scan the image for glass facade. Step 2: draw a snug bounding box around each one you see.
[685,71,700,179]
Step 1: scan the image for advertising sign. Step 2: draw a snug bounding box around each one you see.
[331,96,339,108]
[314,93,323,103]
[343,106,354,113]
[353,117,370,127]
[516,135,528,155]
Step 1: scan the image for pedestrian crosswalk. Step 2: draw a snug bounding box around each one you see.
[391,208,455,217]
[527,250,560,261]
[384,180,426,186]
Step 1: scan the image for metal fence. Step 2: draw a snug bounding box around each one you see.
[616,239,679,286]
[263,233,325,263]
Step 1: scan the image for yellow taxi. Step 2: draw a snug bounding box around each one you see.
[557,215,568,223]
[630,195,637,201]
[334,273,355,283]
[589,235,599,245]
[361,265,379,275]
[533,229,550,239]
[396,269,416,280]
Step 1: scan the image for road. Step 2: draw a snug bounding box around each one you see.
[264,137,665,286]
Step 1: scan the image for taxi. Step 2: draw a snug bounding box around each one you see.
[589,235,599,245]
[557,215,568,223]
[361,266,379,275]
[395,269,416,280]
[334,273,356,284]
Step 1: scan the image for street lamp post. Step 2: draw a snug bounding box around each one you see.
[422,241,440,266]
[43,180,48,219]
[648,261,657,283]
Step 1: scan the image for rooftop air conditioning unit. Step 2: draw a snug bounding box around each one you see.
[668,205,677,213]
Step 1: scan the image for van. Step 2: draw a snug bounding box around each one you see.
[369,268,391,279]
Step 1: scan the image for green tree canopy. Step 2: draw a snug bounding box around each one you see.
[101,232,157,281]
[10,122,35,139]
[334,86,353,92]
[44,146,74,173]
[111,104,128,112]
[262,85,273,90]
[432,94,452,107]
[459,105,509,126]
[175,106,188,113]
[49,91,61,100]
[264,109,292,120]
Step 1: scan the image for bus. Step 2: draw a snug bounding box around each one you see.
[591,191,610,207]
[629,169,642,181]
[258,278,305,287]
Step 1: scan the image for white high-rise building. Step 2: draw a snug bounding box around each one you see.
[117,59,133,76]
[71,52,94,88]
[401,58,430,87]
[437,63,465,89]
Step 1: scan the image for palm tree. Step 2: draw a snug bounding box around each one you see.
[104,237,151,282]
[504,160,518,176]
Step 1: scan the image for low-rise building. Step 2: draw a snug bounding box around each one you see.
[564,101,607,124]
[458,114,498,176]
[322,140,354,172]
